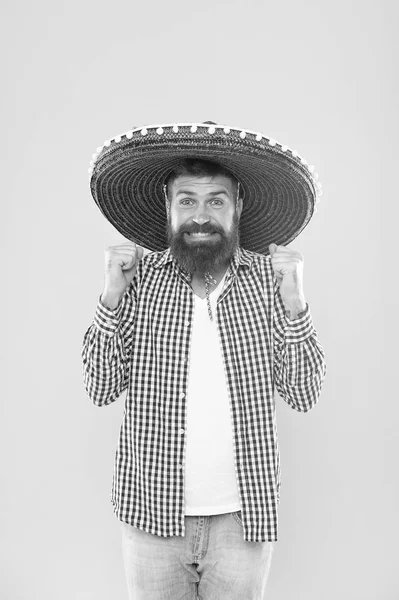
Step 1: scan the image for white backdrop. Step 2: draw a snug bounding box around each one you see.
[2,0,398,598]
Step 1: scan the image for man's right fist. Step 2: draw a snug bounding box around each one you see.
[100,242,144,309]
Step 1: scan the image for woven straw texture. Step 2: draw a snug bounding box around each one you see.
[90,124,317,254]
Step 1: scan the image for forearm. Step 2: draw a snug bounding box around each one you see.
[82,324,130,407]
[282,293,307,320]
[275,334,326,412]
[273,290,327,411]
[100,289,124,310]
[82,290,135,406]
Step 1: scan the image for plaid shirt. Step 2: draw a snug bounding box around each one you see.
[82,246,326,542]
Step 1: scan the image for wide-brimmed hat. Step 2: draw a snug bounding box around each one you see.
[88,122,322,254]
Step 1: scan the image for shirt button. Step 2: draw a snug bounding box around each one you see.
[179,392,186,399]
[178,463,183,469]
[179,428,185,434]
[185,320,190,327]
[106,319,114,326]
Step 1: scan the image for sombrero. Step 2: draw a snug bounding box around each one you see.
[88,122,322,254]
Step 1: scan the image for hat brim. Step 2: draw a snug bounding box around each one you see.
[90,124,319,254]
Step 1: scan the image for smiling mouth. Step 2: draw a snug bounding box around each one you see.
[185,232,220,241]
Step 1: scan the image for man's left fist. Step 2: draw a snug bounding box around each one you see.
[269,243,306,314]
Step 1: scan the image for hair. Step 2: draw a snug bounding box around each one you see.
[165,159,240,197]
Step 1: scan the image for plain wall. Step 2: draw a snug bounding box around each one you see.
[1,0,398,598]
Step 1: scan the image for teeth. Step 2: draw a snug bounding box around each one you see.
[189,232,214,237]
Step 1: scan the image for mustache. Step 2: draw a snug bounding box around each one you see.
[176,222,225,235]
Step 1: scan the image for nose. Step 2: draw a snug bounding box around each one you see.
[192,205,210,225]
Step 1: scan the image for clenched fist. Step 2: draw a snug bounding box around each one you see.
[269,243,307,318]
[101,242,144,309]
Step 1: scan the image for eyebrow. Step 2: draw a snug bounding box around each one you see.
[175,189,230,197]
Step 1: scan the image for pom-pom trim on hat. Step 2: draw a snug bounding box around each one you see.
[88,122,322,200]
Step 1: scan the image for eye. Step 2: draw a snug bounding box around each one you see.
[209,198,224,206]
[179,198,195,206]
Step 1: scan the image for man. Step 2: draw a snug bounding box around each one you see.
[83,122,326,600]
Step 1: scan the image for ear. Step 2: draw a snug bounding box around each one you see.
[236,196,243,219]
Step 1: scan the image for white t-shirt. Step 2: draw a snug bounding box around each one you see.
[184,275,242,515]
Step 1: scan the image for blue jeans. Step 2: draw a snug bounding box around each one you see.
[120,511,274,599]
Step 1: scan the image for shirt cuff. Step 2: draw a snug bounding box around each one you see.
[93,296,123,336]
[284,303,315,343]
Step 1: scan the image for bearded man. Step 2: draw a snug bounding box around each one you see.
[82,122,327,600]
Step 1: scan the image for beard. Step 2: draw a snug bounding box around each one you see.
[167,213,240,274]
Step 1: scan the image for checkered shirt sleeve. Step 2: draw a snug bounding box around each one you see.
[273,282,327,412]
[82,283,137,407]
